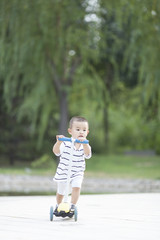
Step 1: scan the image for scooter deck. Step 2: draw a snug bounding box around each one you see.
[54,210,74,218]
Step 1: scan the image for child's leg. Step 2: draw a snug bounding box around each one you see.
[71,187,81,205]
[56,182,66,205]
[56,192,64,205]
[71,177,83,205]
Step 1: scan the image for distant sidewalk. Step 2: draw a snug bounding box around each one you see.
[0,174,160,194]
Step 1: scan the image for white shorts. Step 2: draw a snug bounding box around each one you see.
[57,177,83,195]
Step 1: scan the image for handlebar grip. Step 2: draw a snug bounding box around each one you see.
[58,137,89,144]
[75,139,89,144]
[58,137,71,142]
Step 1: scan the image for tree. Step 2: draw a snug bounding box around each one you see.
[93,0,160,152]
[0,0,98,147]
[100,0,160,117]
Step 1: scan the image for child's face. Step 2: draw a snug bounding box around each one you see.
[68,121,89,140]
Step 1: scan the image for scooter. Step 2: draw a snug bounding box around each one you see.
[50,137,89,222]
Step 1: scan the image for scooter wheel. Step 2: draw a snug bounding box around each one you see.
[50,206,54,221]
[74,207,78,222]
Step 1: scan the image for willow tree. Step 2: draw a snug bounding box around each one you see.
[0,0,98,146]
[97,0,160,152]
[99,0,160,90]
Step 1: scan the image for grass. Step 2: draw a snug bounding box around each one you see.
[0,164,57,176]
[0,154,160,179]
[85,154,160,179]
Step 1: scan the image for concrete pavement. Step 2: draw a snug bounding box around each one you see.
[0,194,160,240]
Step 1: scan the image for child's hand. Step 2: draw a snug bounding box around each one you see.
[56,135,65,142]
[53,135,65,155]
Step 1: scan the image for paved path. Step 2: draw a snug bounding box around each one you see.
[0,194,160,240]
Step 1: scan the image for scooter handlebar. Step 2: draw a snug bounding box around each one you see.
[58,137,89,144]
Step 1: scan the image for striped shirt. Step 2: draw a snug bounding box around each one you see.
[53,140,92,182]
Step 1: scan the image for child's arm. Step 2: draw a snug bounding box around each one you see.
[52,135,65,155]
[83,143,92,158]
[77,137,92,158]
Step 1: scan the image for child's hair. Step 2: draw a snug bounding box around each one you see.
[69,116,89,128]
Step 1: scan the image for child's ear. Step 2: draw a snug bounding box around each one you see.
[68,128,71,135]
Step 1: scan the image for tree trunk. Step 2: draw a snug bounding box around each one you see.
[103,103,109,152]
[58,90,68,136]
[103,90,109,152]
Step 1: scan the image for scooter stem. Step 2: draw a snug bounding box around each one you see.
[64,139,75,203]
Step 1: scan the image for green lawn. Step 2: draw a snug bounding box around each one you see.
[86,154,160,179]
[0,163,57,176]
[0,154,160,179]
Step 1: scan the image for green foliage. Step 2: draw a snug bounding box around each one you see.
[96,0,160,153]
[31,154,56,169]
[0,0,160,167]
[0,0,99,144]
